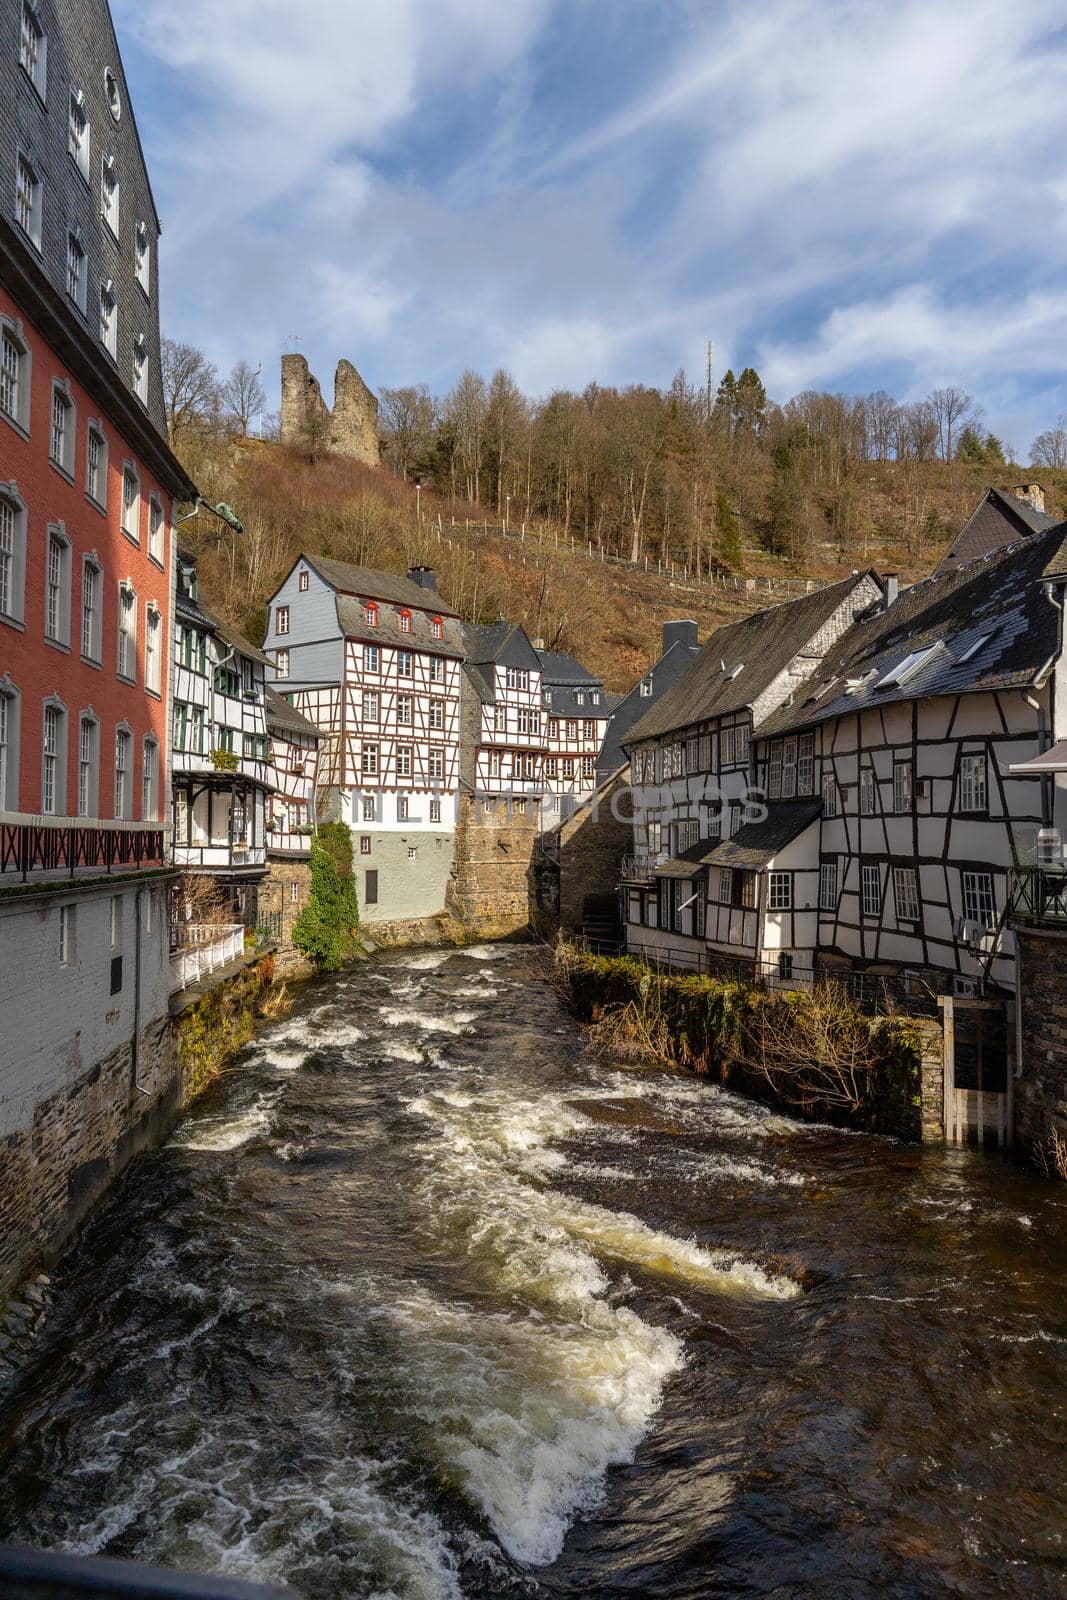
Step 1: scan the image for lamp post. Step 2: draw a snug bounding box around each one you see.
[415,481,421,522]
[505,494,511,533]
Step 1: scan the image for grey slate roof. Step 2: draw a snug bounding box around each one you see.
[759,522,1067,739]
[306,555,461,617]
[598,635,703,779]
[625,573,880,745]
[652,839,722,878]
[265,687,321,739]
[535,648,600,685]
[933,488,1058,576]
[337,597,465,659]
[462,621,539,667]
[704,800,822,871]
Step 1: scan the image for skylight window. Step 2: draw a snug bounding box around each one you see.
[956,631,996,664]
[727,663,744,680]
[877,643,939,689]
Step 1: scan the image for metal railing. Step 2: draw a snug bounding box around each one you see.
[254,909,284,945]
[169,922,245,992]
[0,1546,295,1598]
[0,815,165,882]
[1008,865,1067,927]
[620,851,668,882]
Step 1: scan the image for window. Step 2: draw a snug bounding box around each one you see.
[545,755,557,778]
[275,649,290,678]
[798,733,815,796]
[81,558,101,660]
[74,711,95,812]
[365,869,379,905]
[59,905,75,967]
[397,694,412,725]
[768,871,792,910]
[429,655,444,684]
[399,610,411,633]
[397,649,413,676]
[15,154,41,249]
[180,627,206,674]
[213,662,239,697]
[767,740,782,799]
[362,795,376,822]
[42,701,65,813]
[20,4,46,98]
[45,528,70,645]
[135,221,150,293]
[242,733,267,761]
[429,798,441,823]
[488,749,502,778]
[429,699,444,731]
[960,752,987,813]
[878,643,939,690]
[86,423,107,505]
[99,282,117,357]
[365,601,378,627]
[104,67,121,122]
[777,953,793,982]
[862,863,881,917]
[289,880,300,904]
[100,153,119,236]
[360,835,371,854]
[722,726,737,768]
[581,718,594,739]
[518,707,540,736]
[819,859,837,911]
[565,719,578,742]
[397,745,413,777]
[362,743,378,775]
[69,90,89,180]
[115,584,136,679]
[781,737,798,799]
[173,790,190,845]
[575,690,585,707]
[493,704,506,734]
[274,604,290,637]
[821,771,838,817]
[114,728,131,818]
[121,465,139,539]
[397,796,410,820]
[132,337,148,405]
[298,569,309,592]
[506,667,530,691]
[962,871,996,930]
[148,495,164,564]
[216,726,235,755]
[1,323,30,431]
[66,232,86,310]
[362,689,379,721]
[363,643,379,672]
[639,678,652,697]
[0,685,18,807]
[562,756,575,779]
[109,895,122,949]
[431,617,442,640]
[860,767,876,815]
[893,866,920,922]
[50,383,74,475]
[141,737,158,820]
[894,761,913,813]
[582,755,594,780]
[428,746,444,780]
[145,605,161,693]
[0,488,26,623]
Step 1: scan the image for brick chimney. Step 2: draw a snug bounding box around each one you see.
[662,619,698,655]
[1012,483,1046,515]
[407,565,437,591]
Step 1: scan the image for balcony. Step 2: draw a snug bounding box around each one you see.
[172,840,268,872]
[1008,865,1067,929]
[169,922,245,992]
[619,851,668,882]
[0,814,165,885]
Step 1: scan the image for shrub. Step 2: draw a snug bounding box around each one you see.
[292,820,360,970]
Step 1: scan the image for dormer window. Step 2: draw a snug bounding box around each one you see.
[68,90,89,181]
[100,153,119,236]
[399,610,411,634]
[431,616,442,640]
[366,602,378,627]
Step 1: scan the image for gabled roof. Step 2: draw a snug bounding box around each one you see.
[461,621,539,668]
[265,686,320,739]
[625,572,880,745]
[704,800,822,871]
[303,554,460,617]
[760,522,1067,739]
[175,585,272,666]
[933,487,1058,576]
[337,597,465,658]
[598,634,703,776]
[535,648,600,686]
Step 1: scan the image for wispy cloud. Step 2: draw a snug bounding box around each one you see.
[113,0,1067,450]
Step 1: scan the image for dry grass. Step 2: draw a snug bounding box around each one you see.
[1035,1122,1067,1182]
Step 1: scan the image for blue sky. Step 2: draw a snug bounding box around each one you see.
[113,0,1067,458]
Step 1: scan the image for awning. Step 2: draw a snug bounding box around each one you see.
[703,799,822,872]
[1009,740,1067,774]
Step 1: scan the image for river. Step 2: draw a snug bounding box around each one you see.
[0,945,1065,1598]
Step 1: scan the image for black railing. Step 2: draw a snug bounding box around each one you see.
[0,1546,295,1598]
[255,909,284,945]
[1008,865,1067,927]
[0,819,165,882]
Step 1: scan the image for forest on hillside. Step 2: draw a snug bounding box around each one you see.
[164,339,1067,581]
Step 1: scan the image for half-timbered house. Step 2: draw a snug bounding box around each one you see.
[171,554,272,925]
[262,557,464,922]
[536,647,611,813]
[597,621,701,785]
[459,622,545,800]
[620,572,884,972]
[265,687,320,853]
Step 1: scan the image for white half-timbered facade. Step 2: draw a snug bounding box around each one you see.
[265,687,320,855]
[459,623,545,797]
[171,553,272,915]
[262,556,465,921]
[536,646,611,812]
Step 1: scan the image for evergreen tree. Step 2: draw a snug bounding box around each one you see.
[292,821,360,971]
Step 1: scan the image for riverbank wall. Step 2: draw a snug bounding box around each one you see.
[0,951,282,1301]
[555,945,941,1140]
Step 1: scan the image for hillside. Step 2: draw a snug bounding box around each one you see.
[179,439,1067,693]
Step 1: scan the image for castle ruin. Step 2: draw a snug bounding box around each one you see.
[280,353,380,467]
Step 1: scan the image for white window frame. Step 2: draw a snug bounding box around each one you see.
[100,151,119,237]
[77,712,98,817]
[0,680,21,808]
[85,422,107,507]
[275,649,290,678]
[429,798,442,822]
[362,689,379,721]
[99,281,117,358]
[397,744,413,778]
[114,724,132,819]
[20,3,47,99]
[141,736,158,820]
[396,693,412,725]
[363,642,379,672]
[0,485,27,625]
[959,752,988,813]
[59,904,75,967]
[15,151,42,251]
[962,870,996,930]
[797,732,815,796]
[121,463,140,541]
[145,603,162,694]
[80,555,102,662]
[68,88,90,182]
[45,525,71,647]
[821,770,838,817]
[429,655,444,684]
[781,736,798,799]
[397,649,413,677]
[893,865,920,922]
[132,335,148,406]
[42,698,66,814]
[819,859,837,911]
[50,380,75,477]
[0,318,31,434]
[861,862,881,918]
[66,230,87,312]
[362,742,378,776]
[767,740,782,799]
[135,220,150,294]
[894,760,913,814]
[860,767,876,816]
[117,581,137,680]
[768,871,792,910]
[147,493,164,565]
[428,746,444,780]
[275,604,290,636]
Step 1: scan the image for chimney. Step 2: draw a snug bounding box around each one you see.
[407,565,437,591]
[1012,483,1046,515]
[662,619,698,655]
[531,637,546,649]
[882,572,899,610]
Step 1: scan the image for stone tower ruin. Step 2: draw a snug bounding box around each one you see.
[280,353,380,467]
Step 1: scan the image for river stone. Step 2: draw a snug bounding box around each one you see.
[568,1096,687,1135]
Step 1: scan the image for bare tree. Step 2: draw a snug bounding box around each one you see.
[929,386,982,462]
[162,337,220,444]
[222,359,266,436]
[378,384,437,479]
[1031,415,1067,469]
[444,370,489,503]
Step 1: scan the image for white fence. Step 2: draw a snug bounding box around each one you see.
[169,923,245,993]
